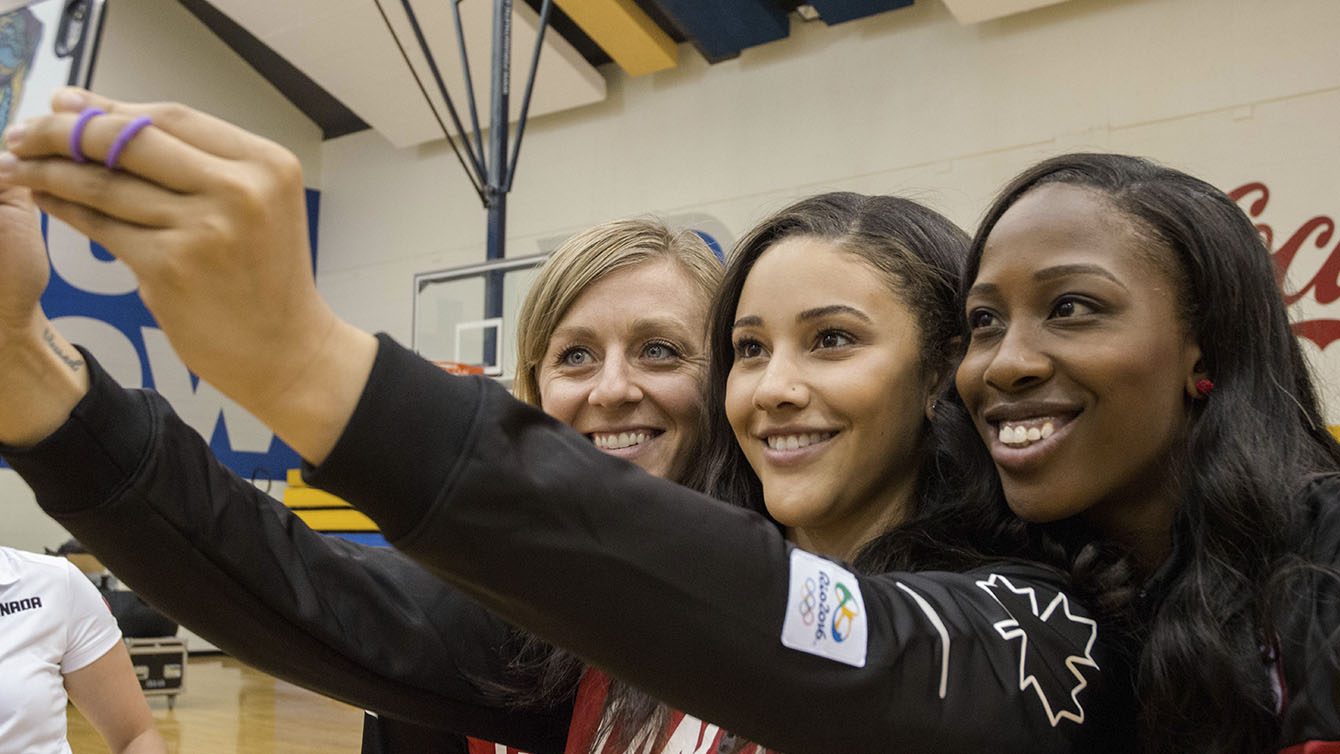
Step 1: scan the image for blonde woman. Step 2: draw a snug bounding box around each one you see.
[367,219,723,752]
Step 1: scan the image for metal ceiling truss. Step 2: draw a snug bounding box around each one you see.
[374,0,555,355]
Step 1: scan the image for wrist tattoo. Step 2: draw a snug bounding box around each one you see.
[42,328,84,372]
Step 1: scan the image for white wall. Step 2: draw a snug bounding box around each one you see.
[314,0,1340,422]
[92,0,324,174]
[0,0,322,553]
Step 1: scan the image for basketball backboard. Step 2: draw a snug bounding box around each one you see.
[412,252,549,387]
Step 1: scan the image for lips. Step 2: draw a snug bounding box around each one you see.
[996,418,1056,447]
[765,431,837,451]
[589,429,663,452]
[979,402,1080,470]
[753,427,840,467]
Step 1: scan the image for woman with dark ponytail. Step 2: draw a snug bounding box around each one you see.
[954,152,1340,753]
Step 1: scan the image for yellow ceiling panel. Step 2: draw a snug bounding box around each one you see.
[556,0,677,76]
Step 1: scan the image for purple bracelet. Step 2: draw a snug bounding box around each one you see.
[104,115,153,170]
[69,107,105,164]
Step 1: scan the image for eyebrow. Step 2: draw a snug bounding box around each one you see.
[549,324,598,342]
[967,263,1126,297]
[551,317,693,343]
[1033,263,1124,286]
[732,304,872,330]
[626,316,694,336]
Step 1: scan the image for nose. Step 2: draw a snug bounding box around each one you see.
[588,353,643,407]
[752,351,810,411]
[981,323,1052,392]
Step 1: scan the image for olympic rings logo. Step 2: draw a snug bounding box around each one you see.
[831,583,860,642]
[799,577,818,625]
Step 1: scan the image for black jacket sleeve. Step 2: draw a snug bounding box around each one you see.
[0,349,572,754]
[307,334,1137,754]
[362,712,472,754]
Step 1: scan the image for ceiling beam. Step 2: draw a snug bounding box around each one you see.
[806,0,912,26]
[645,0,788,64]
[176,0,367,139]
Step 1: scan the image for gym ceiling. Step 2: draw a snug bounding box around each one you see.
[179,0,1072,145]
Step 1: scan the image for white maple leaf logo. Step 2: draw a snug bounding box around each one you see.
[976,573,1100,727]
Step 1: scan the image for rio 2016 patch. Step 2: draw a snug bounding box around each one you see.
[780,548,867,667]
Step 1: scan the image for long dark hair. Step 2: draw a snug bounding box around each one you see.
[685,192,981,541]
[962,153,1340,753]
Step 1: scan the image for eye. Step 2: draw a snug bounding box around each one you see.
[815,329,854,349]
[733,338,765,361]
[1050,296,1096,319]
[642,340,681,361]
[966,309,999,330]
[557,346,594,367]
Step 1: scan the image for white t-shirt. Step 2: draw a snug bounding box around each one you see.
[0,546,123,754]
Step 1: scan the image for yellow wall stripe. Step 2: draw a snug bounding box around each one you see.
[291,508,381,532]
[555,0,677,77]
[284,472,381,533]
[284,485,356,510]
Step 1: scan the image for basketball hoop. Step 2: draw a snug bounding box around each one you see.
[432,361,486,376]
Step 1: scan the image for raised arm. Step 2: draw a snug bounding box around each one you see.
[0,89,371,461]
[0,184,88,447]
[0,95,570,750]
[0,350,572,753]
[308,335,1136,754]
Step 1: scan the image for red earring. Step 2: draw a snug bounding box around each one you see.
[1195,378,1214,398]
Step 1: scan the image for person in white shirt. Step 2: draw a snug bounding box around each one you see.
[0,545,165,754]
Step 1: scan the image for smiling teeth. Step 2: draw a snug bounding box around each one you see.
[998,421,1054,447]
[593,432,650,450]
[767,432,834,451]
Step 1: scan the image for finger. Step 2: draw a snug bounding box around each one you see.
[12,156,186,228]
[5,111,223,195]
[0,184,37,212]
[30,190,168,272]
[51,88,270,163]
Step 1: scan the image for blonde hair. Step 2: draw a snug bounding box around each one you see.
[513,218,722,406]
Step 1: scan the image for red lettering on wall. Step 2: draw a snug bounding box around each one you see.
[1229,182,1340,349]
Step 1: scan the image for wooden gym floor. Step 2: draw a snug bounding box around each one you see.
[67,654,366,753]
